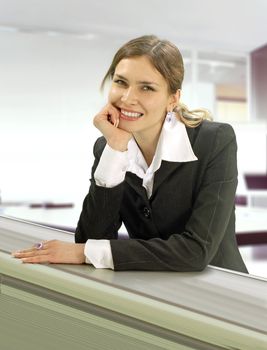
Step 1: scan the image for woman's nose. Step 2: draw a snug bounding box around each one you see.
[121,87,137,104]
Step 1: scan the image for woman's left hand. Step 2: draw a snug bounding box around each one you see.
[11,240,86,264]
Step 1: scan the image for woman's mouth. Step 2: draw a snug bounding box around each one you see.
[120,109,143,121]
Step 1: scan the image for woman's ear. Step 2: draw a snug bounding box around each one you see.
[168,89,181,111]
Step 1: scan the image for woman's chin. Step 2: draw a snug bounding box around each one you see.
[118,120,139,132]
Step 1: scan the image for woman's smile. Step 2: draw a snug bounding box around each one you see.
[120,108,144,121]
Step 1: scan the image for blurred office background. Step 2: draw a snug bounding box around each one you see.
[0,0,267,277]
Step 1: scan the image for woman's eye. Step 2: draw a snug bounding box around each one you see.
[114,79,126,86]
[142,85,154,91]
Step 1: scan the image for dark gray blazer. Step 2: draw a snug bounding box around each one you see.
[75,120,248,273]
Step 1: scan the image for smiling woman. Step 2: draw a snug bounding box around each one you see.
[12,35,248,274]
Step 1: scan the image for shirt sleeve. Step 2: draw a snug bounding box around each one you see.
[84,239,114,269]
[94,143,129,187]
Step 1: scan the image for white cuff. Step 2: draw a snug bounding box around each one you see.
[84,239,114,269]
[94,144,129,187]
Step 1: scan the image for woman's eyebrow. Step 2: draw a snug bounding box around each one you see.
[114,74,128,81]
[137,80,159,86]
[114,74,159,86]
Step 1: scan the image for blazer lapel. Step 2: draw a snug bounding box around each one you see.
[125,172,148,200]
[124,126,198,200]
[125,163,183,200]
[186,126,196,145]
[152,161,183,197]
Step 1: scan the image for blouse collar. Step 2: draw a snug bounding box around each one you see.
[127,114,198,179]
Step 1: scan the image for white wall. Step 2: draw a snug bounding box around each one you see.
[182,82,215,112]
[0,31,115,206]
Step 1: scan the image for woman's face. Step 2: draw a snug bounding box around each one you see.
[108,55,178,136]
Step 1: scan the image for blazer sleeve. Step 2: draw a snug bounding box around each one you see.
[75,137,123,242]
[110,123,238,271]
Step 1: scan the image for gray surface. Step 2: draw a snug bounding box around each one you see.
[1,214,267,334]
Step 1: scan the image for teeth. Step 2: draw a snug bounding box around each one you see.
[121,109,142,118]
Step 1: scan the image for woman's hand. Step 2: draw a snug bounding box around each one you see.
[93,104,132,151]
[11,240,86,264]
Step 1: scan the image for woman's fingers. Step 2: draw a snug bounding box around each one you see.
[21,254,50,264]
[12,240,86,265]
[94,104,119,129]
[12,240,53,262]
[12,249,47,258]
[12,247,49,264]
[21,256,48,263]
[114,118,119,128]
[12,240,49,255]
[107,105,120,127]
[108,114,119,127]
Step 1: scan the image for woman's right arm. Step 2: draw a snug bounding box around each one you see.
[75,104,132,243]
[75,137,124,242]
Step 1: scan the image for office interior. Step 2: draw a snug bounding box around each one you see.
[0,1,267,349]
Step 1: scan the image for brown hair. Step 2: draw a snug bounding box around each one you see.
[101,35,212,127]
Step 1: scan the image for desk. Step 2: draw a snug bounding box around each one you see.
[0,215,267,350]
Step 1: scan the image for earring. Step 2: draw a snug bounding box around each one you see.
[166,111,175,122]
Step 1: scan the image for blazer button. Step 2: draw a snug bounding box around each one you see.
[143,206,151,218]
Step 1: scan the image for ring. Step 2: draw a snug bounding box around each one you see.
[35,242,44,250]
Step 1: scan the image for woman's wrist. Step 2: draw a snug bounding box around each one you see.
[75,243,86,264]
[107,135,130,152]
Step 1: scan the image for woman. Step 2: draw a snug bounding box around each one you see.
[12,35,248,273]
